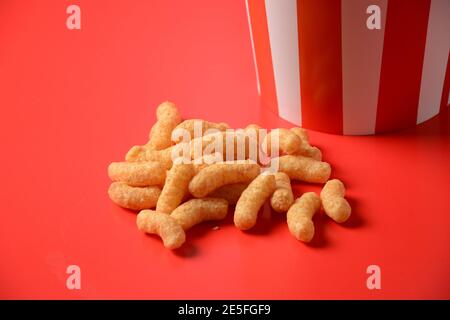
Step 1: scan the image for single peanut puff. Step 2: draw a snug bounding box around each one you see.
[108,182,161,211]
[189,162,260,198]
[234,173,276,230]
[263,128,305,156]
[320,179,351,223]
[108,161,166,187]
[270,172,294,213]
[137,210,185,249]
[156,163,195,214]
[277,155,331,183]
[290,127,309,143]
[147,101,182,150]
[171,198,228,230]
[287,192,321,242]
[290,127,322,161]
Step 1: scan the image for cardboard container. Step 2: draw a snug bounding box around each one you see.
[246,0,450,134]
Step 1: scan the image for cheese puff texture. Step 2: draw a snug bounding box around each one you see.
[290,127,322,161]
[145,146,174,169]
[156,163,195,214]
[270,172,294,213]
[192,152,224,174]
[147,101,182,150]
[189,162,260,198]
[108,161,166,187]
[262,128,304,156]
[287,192,321,242]
[108,182,161,211]
[137,210,185,249]
[234,173,276,230]
[125,145,148,162]
[171,198,228,230]
[277,155,331,183]
[126,145,174,170]
[320,179,351,223]
[290,127,309,142]
[172,119,229,143]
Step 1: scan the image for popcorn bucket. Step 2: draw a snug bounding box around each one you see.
[246,0,450,135]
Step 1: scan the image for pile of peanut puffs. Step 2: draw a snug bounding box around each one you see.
[108,102,351,249]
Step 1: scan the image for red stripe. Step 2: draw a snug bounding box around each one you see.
[247,0,278,115]
[440,51,450,113]
[297,0,343,134]
[375,0,431,133]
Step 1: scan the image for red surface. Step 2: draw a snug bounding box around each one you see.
[0,0,449,299]
[375,0,431,133]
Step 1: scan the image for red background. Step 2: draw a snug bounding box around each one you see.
[0,0,449,299]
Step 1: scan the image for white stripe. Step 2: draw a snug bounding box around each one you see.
[417,0,450,124]
[245,0,261,96]
[342,0,388,135]
[448,88,450,106]
[264,0,301,125]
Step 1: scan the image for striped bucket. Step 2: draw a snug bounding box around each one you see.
[246,0,450,135]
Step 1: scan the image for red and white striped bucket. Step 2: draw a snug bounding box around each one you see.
[246,0,450,135]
